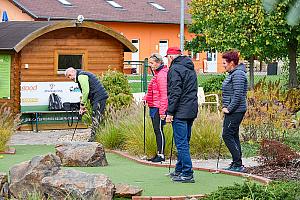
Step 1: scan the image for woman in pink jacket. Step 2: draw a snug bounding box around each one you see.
[144,53,168,162]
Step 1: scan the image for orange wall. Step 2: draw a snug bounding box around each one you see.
[0,0,34,21]
[100,22,190,60]
[100,22,224,73]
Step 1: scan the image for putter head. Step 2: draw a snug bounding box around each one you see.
[140,155,147,160]
[212,170,220,174]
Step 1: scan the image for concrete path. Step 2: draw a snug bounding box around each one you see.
[9,129,259,169]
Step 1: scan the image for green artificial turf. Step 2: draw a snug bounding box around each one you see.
[0,145,248,196]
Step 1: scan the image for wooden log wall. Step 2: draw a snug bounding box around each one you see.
[20,27,124,82]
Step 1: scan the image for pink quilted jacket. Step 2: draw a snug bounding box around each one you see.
[144,66,168,115]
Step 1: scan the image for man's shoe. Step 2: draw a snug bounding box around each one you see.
[147,155,157,161]
[172,174,195,183]
[229,165,245,173]
[151,155,165,162]
[169,171,181,178]
[223,162,234,170]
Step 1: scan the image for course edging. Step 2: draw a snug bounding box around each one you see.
[109,150,271,200]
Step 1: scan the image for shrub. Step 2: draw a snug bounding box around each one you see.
[101,70,133,110]
[199,74,226,93]
[190,108,228,159]
[98,104,228,159]
[242,78,293,141]
[283,129,300,152]
[202,181,300,200]
[0,104,19,152]
[96,103,174,157]
[284,88,300,113]
[82,70,133,126]
[258,139,300,166]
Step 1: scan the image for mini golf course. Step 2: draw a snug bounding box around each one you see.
[0,145,256,197]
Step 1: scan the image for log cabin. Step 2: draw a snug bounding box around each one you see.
[0,20,136,130]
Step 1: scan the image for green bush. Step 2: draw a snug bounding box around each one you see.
[199,74,226,93]
[203,181,300,200]
[102,70,133,110]
[0,104,19,151]
[82,70,133,126]
[283,129,300,152]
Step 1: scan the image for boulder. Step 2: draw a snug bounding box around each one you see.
[56,142,108,167]
[42,169,115,200]
[115,183,143,198]
[0,173,9,199]
[9,154,61,199]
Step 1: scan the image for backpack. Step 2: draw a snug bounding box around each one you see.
[48,93,63,111]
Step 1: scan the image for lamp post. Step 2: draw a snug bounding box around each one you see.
[180,0,185,52]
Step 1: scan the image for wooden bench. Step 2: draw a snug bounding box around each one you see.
[21,110,79,132]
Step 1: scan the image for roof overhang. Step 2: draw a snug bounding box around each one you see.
[14,21,137,53]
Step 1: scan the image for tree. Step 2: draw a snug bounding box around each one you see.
[263,0,300,87]
[187,0,299,88]
[263,0,300,26]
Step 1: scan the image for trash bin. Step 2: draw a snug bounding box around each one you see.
[267,62,278,75]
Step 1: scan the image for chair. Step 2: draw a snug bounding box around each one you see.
[197,87,220,115]
[132,92,145,104]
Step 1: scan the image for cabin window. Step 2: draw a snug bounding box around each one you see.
[55,50,87,75]
[58,55,82,71]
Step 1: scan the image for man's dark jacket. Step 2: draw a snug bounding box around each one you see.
[76,70,108,107]
[167,56,198,119]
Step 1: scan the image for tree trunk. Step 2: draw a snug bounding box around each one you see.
[249,56,255,89]
[288,37,298,88]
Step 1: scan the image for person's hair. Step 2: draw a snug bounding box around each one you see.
[150,53,163,64]
[222,50,239,65]
[64,67,75,76]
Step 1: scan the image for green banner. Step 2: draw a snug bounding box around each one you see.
[0,55,11,99]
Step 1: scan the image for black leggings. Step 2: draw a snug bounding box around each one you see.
[151,111,166,155]
[222,112,245,167]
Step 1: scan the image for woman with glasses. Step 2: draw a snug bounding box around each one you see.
[143,53,168,162]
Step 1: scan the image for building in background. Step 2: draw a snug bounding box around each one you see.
[0,0,225,73]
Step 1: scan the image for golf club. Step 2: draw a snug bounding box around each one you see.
[143,102,146,154]
[168,134,174,174]
[71,113,82,141]
[212,133,223,174]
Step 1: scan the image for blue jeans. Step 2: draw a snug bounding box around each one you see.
[172,118,194,176]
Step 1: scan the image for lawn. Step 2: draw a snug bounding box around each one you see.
[129,74,284,93]
[0,145,250,196]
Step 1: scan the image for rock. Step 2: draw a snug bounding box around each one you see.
[9,154,61,199]
[55,142,108,167]
[42,169,115,200]
[115,183,143,198]
[0,173,9,198]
